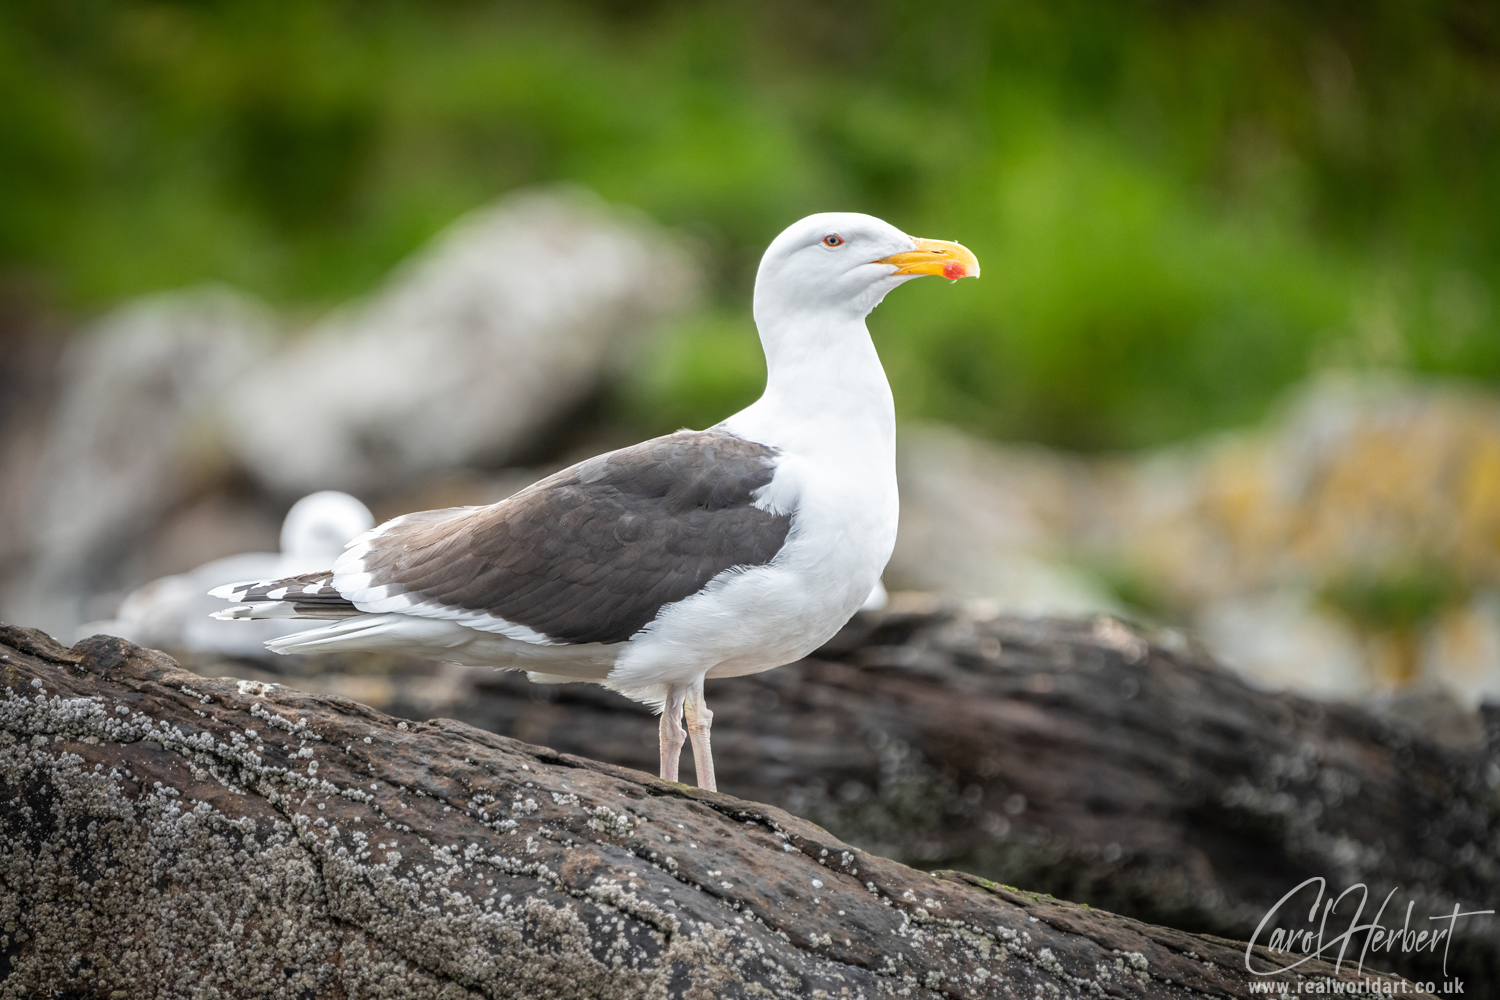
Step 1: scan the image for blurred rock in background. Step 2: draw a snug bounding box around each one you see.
[888,374,1500,703]
[888,425,1120,616]
[221,187,696,497]
[2,287,276,638]
[1114,376,1500,702]
[0,189,698,642]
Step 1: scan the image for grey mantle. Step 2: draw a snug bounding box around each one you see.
[0,625,1428,999]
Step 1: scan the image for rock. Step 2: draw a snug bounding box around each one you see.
[1116,374,1500,700]
[891,375,1500,702]
[271,602,1497,989]
[888,424,1119,615]
[4,287,275,638]
[1193,589,1369,699]
[0,623,1405,998]
[221,187,698,497]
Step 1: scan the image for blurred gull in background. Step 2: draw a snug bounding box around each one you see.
[81,491,373,657]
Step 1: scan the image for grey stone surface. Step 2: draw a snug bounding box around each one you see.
[0,624,1393,999]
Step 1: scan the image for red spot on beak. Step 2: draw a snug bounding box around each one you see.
[942,261,967,281]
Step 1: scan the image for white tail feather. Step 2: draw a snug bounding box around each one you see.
[264,614,472,656]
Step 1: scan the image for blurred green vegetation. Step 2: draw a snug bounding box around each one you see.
[3,1,1500,450]
[1320,564,1468,634]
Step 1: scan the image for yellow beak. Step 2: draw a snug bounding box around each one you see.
[875,237,980,281]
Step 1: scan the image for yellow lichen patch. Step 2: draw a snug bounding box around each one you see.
[1458,434,1500,570]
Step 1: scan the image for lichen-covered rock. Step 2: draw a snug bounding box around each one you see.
[0,625,1397,998]
[889,377,1500,701]
[298,603,1500,990]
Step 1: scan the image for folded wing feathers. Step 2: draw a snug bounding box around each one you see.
[208,431,791,646]
[209,571,360,621]
[320,431,790,646]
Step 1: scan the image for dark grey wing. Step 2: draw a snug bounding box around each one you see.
[340,430,791,644]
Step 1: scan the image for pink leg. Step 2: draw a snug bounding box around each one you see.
[684,680,716,792]
[659,686,687,783]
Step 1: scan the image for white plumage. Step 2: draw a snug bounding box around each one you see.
[214,213,978,788]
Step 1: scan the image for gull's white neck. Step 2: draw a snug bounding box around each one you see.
[720,302,895,457]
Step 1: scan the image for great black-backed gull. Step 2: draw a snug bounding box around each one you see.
[213,213,978,790]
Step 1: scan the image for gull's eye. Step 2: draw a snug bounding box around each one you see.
[822,234,844,247]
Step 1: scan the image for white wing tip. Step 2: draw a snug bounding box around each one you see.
[209,580,264,601]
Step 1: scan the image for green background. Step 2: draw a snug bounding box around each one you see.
[4,0,1499,451]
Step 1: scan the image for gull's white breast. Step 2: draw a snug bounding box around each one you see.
[606,423,898,693]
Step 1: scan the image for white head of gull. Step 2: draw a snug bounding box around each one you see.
[278,490,383,573]
[213,212,978,789]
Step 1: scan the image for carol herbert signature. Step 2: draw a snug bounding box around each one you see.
[1245,877,1492,985]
